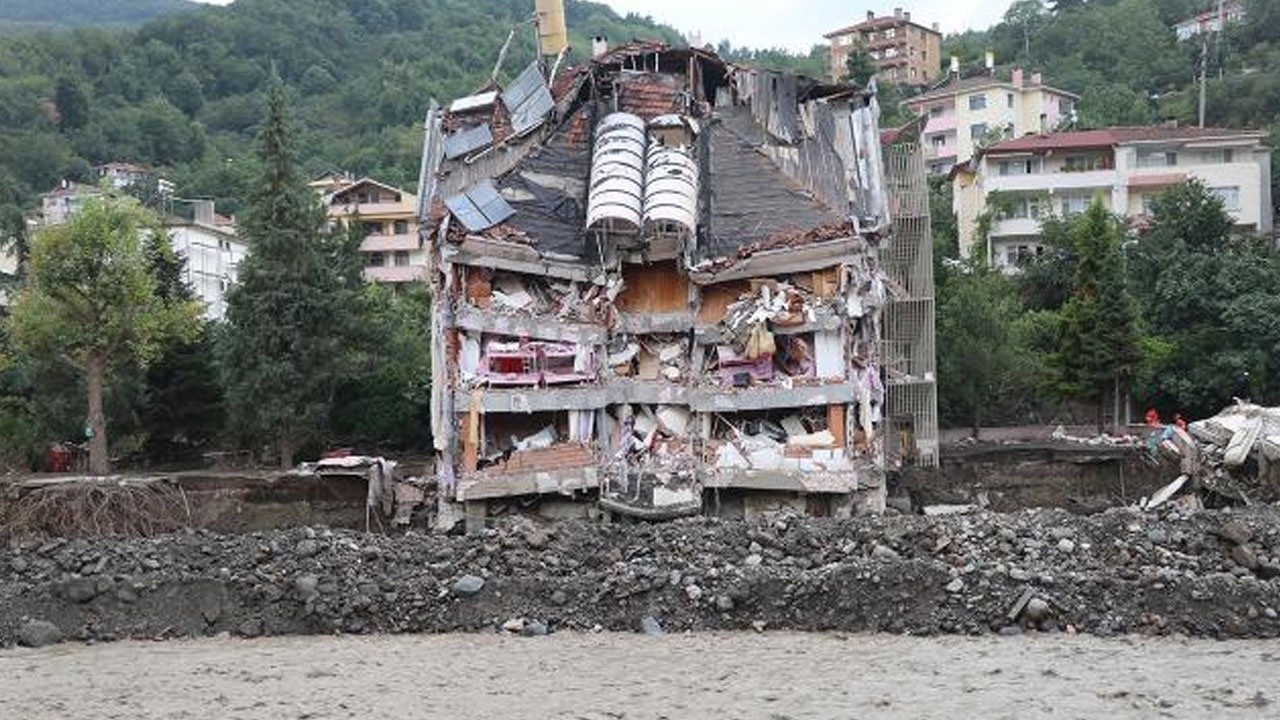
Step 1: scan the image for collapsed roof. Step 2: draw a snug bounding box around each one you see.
[419,42,890,275]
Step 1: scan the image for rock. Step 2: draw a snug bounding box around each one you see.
[1257,564,1280,580]
[60,576,98,603]
[502,617,525,633]
[18,619,62,648]
[549,590,568,606]
[751,620,767,633]
[523,529,550,550]
[10,557,28,573]
[237,618,264,638]
[871,544,901,562]
[640,616,664,636]
[114,585,138,604]
[294,539,320,558]
[452,574,485,597]
[716,595,735,611]
[1023,598,1052,625]
[1231,545,1260,571]
[743,554,763,567]
[294,575,319,599]
[1215,521,1252,546]
[1264,608,1278,620]
[998,624,1023,636]
[522,620,549,637]
[684,584,703,601]
[1057,538,1076,554]
[945,578,964,594]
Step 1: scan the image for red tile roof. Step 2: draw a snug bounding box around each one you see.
[986,126,1264,154]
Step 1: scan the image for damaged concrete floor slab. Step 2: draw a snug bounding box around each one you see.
[3,632,1277,719]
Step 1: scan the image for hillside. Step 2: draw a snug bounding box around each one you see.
[0,0,196,32]
[0,0,682,217]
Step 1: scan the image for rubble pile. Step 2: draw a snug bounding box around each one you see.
[1183,403,1280,506]
[3,508,1278,647]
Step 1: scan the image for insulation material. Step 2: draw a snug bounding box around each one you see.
[814,330,844,379]
[568,410,595,442]
[514,425,557,451]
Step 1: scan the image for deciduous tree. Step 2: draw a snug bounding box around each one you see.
[7,197,200,473]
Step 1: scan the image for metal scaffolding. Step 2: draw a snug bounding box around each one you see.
[883,139,939,467]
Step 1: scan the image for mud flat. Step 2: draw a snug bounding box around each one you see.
[2,632,1277,719]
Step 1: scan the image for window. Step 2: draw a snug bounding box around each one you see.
[885,28,896,39]
[366,252,386,267]
[998,158,1041,176]
[394,220,409,235]
[394,250,410,267]
[968,94,987,110]
[1007,93,1015,108]
[1002,195,1045,220]
[910,47,916,57]
[1137,150,1178,168]
[1063,155,1106,172]
[923,49,928,61]
[929,105,944,118]
[1140,194,1156,215]
[1211,186,1241,212]
[930,133,947,148]
[970,123,989,141]
[910,68,917,79]
[1061,195,1090,216]
[884,46,898,58]
[1060,98,1074,115]
[1204,149,1235,164]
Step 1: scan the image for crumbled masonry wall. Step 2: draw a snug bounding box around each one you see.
[4,508,1279,647]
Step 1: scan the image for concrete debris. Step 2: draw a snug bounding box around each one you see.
[1141,403,1280,510]
[3,508,1280,647]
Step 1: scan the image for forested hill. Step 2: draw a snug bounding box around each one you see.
[0,0,682,220]
[0,0,196,32]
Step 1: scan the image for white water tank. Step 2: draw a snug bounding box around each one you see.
[586,112,646,232]
[643,121,699,237]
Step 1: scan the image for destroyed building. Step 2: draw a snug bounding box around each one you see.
[416,39,937,525]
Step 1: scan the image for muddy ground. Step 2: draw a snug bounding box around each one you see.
[2,507,1279,647]
[3,632,1278,719]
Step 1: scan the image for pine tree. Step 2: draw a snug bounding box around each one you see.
[222,75,358,468]
[1054,197,1140,432]
[139,232,225,461]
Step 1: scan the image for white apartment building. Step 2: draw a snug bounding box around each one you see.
[954,126,1273,267]
[903,68,1078,176]
[165,201,247,321]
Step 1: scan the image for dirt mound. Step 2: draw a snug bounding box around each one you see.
[2,507,1279,646]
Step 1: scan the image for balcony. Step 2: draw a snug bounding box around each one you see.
[363,264,427,283]
[328,200,415,219]
[359,233,419,253]
[988,217,1042,238]
[985,169,1117,193]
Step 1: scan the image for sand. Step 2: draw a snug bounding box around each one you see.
[1,632,1276,719]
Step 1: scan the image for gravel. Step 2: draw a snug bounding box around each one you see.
[1,507,1278,647]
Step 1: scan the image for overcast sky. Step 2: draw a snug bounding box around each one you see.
[191,1,1013,53]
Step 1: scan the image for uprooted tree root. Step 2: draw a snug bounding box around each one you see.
[0,481,192,541]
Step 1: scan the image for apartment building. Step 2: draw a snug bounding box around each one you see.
[903,68,1078,175]
[165,200,246,321]
[954,126,1273,266]
[417,41,937,526]
[1174,1,1245,41]
[824,8,942,85]
[317,176,425,284]
[37,180,246,320]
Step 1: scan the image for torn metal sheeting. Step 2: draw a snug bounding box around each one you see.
[445,180,517,232]
[443,123,494,160]
[502,62,556,136]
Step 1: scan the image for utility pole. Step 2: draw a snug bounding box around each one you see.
[1198,0,1226,128]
